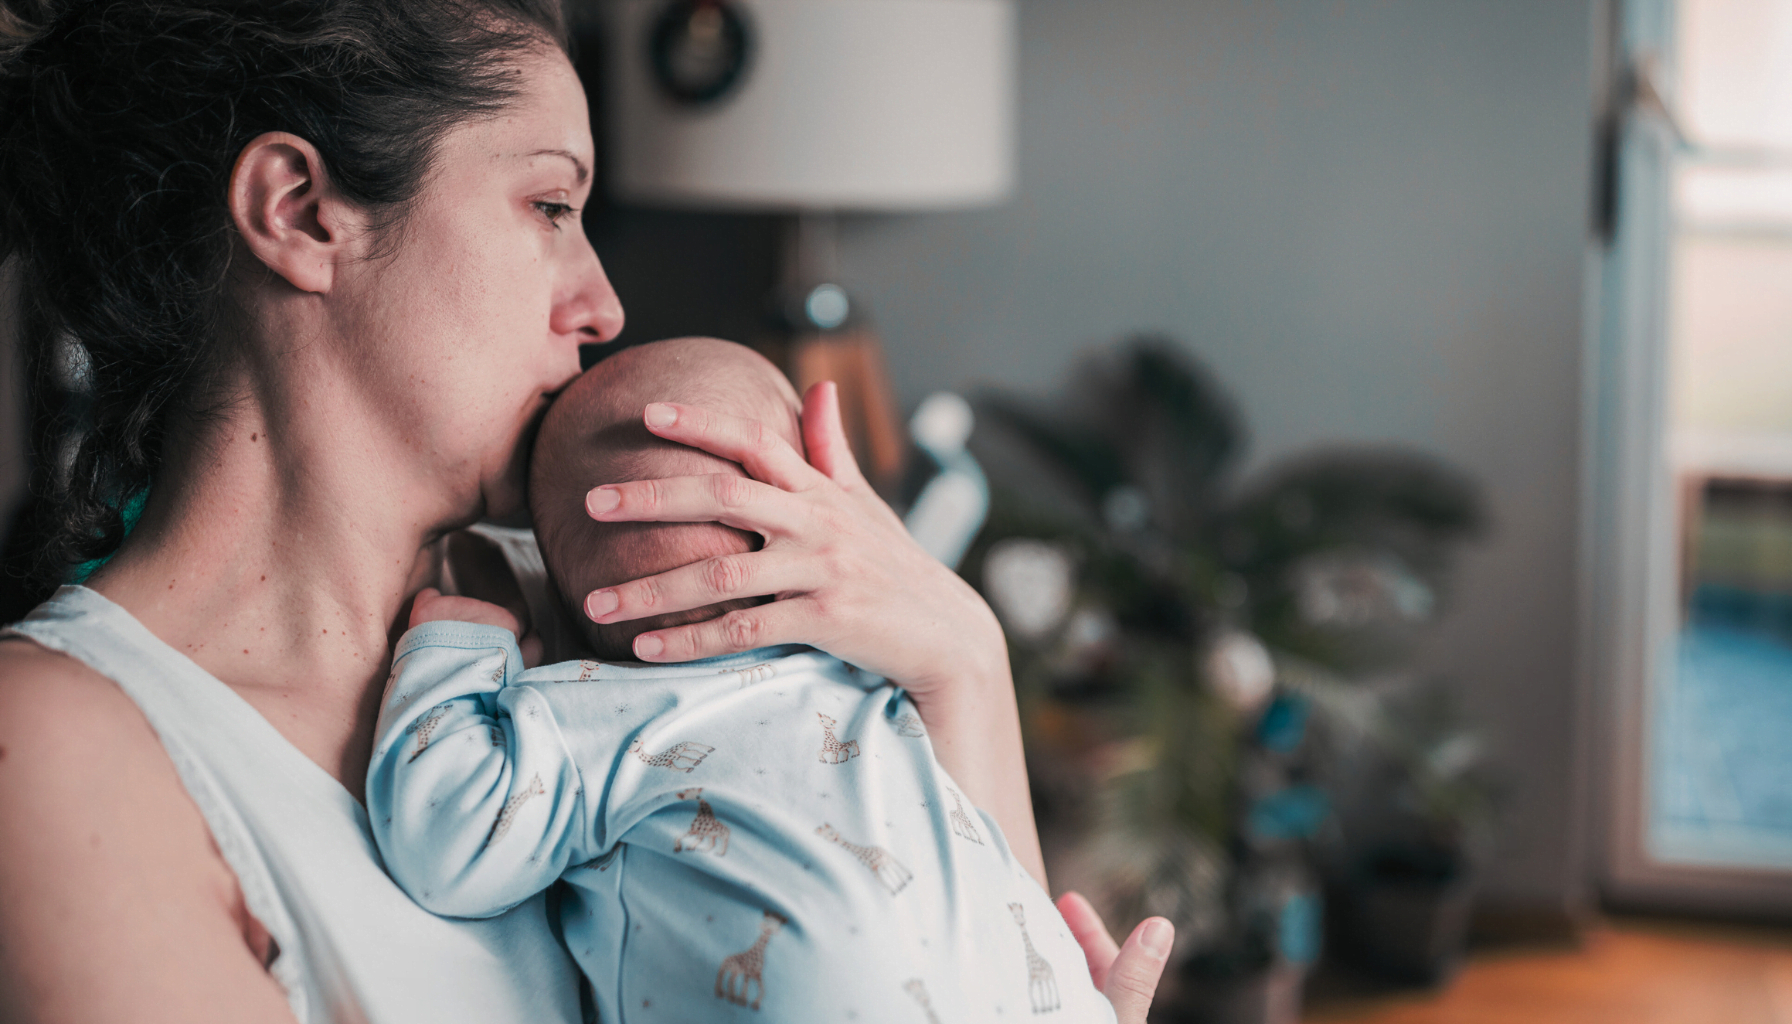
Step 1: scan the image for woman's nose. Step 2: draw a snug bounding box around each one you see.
[551,241,626,344]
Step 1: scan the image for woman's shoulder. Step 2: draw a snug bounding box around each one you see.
[0,636,287,1017]
[0,636,229,879]
[0,634,154,747]
[0,634,215,849]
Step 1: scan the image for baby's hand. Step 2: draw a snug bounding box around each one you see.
[408,588,523,638]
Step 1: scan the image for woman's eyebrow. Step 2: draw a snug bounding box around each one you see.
[525,148,590,185]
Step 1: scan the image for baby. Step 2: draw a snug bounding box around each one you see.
[367,338,1114,1023]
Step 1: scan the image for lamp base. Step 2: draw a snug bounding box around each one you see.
[754,326,906,497]
[754,211,907,497]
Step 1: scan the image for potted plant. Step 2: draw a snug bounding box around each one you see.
[1330,678,1497,986]
[966,338,1483,1022]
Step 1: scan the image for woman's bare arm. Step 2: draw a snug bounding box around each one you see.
[0,640,294,1023]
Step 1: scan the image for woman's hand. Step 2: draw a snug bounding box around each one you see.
[581,381,1043,880]
[1056,891,1174,1023]
[581,381,1005,695]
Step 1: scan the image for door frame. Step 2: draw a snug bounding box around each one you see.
[1586,0,1792,919]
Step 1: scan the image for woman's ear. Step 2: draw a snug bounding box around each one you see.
[228,132,357,294]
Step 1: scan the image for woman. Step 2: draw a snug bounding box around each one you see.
[0,2,1169,1020]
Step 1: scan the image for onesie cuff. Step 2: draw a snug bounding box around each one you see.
[395,621,526,680]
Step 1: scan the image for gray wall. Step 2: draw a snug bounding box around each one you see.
[833,0,1599,912]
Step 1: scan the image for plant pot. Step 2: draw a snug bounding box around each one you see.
[1341,847,1477,986]
[1151,965,1305,1024]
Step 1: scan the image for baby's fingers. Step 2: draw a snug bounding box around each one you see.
[408,590,523,637]
[642,402,819,492]
[631,597,816,662]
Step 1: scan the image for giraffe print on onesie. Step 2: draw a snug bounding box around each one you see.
[948,788,985,845]
[815,712,860,764]
[673,787,730,856]
[890,713,927,738]
[904,979,942,1024]
[716,910,786,1010]
[629,736,715,772]
[371,629,1117,1024]
[816,823,913,895]
[482,773,545,850]
[405,705,451,763]
[725,661,779,687]
[1010,903,1062,1014]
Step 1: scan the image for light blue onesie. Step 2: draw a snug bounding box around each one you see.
[368,623,1115,1024]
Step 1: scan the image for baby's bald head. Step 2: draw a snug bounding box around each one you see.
[529,338,802,660]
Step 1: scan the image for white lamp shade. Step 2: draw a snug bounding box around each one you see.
[606,0,1016,211]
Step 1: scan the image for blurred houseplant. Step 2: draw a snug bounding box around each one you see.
[964,338,1484,1021]
[1322,675,1498,986]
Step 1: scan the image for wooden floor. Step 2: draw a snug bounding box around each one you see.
[1305,918,1792,1024]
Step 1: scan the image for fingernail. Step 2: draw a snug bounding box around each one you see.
[1141,918,1173,957]
[644,403,677,428]
[585,590,618,620]
[635,634,664,658]
[586,487,620,516]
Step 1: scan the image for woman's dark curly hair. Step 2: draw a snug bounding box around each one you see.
[0,0,568,591]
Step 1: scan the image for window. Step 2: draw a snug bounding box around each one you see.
[1654,0,1792,871]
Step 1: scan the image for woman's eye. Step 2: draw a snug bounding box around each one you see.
[533,200,576,225]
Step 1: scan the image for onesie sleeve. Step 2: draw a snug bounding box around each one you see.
[367,622,595,919]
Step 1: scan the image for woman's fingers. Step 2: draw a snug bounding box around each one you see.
[641,401,820,492]
[799,380,910,533]
[584,550,804,626]
[586,474,807,536]
[1055,893,1172,1022]
[1103,917,1174,1024]
[1056,891,1122,991]
[631,595,816,661]
[800,381,865,488]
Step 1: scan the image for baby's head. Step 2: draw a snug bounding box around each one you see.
[530,337,803,660]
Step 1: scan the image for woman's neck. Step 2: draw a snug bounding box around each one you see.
[89,369,472,794]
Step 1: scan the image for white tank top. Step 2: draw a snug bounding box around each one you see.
[7,585,584,1024]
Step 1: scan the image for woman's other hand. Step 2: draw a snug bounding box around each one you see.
[1056,891,1173,1023]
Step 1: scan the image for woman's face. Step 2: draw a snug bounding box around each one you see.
[328,46,623,523]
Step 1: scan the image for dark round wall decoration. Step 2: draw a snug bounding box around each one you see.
[648,0,752,106]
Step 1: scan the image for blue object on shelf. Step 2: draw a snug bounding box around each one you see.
[1246,785,1330,842]
[1277,891,1323,966]
[903,392,989,570]
[1256,693,1310,754]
